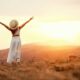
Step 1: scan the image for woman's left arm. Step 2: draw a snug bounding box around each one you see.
[19,17,33,29]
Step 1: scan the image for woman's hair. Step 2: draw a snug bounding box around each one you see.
[9,20,18,29]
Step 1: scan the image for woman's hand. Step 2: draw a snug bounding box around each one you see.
[0,22,3,24]
[29,17,34,21]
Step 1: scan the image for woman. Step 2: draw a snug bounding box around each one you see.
[0,17,33,64]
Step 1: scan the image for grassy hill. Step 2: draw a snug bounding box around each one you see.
[0,44,80,80]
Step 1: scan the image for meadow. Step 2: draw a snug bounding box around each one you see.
[0,44,80,80]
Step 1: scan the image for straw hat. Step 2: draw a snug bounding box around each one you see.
[9,20,18,30]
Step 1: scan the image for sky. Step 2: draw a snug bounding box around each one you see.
[0,0,80,49]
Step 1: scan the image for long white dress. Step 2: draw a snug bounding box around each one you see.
[7,28,21,63]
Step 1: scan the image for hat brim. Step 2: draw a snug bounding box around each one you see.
[10,27,18,30]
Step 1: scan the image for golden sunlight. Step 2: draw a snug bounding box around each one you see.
[38,22,77,39]
[30,21,80,46]
[0,17,80,49]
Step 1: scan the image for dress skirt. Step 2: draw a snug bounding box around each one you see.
[7,36,21,63]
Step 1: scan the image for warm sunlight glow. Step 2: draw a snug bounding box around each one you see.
[32,21,80,46]
[39,22,77,40]
[0,0,80,50]
[0,16,80,49]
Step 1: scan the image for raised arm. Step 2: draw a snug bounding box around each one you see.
[19,17,33,29]
[0,22,11,31]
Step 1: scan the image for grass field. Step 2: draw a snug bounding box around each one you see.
[0,44,80,80]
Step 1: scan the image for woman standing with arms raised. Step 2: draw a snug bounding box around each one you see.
[0,17,33,64]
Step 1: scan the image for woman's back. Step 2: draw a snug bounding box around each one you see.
[11,28,20,36]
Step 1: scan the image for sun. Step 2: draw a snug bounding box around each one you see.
[35,21,80,45]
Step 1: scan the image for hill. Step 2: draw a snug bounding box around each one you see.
[0,44,80,80]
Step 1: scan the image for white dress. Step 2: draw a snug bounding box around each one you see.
[7,28,21,63]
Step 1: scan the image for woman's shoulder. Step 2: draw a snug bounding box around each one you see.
[11,28,20,31]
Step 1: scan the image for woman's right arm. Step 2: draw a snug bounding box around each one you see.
[19,17,33,29]
[0,22,11,31]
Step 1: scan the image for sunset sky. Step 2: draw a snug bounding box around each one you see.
[0,0,80,49]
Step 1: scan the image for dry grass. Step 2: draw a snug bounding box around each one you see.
[0,45,80,80]
[0,57,79,80]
